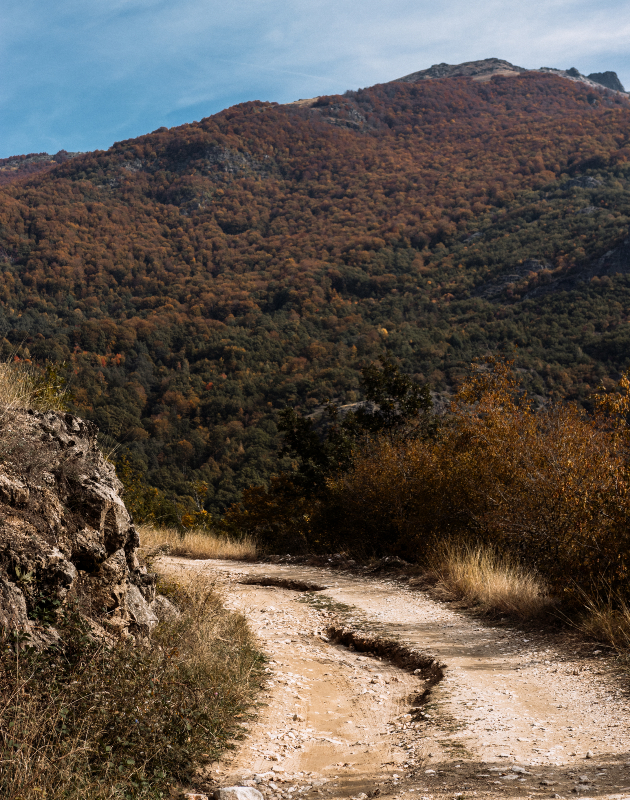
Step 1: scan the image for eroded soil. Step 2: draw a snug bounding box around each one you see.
[161,558,630,800]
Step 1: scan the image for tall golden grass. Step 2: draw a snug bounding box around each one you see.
[139,524,257,560]
[572,589,630,651]
[431,542,553,618]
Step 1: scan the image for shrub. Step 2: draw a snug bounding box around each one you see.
[325,359,630,599]
[221,474,315,554]
[235,358,630,607]
[0,573,264,799]
[117,457,212,531]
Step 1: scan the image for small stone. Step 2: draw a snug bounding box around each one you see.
[214,788,264,800]
[184,795,209,800]
[150,593,180,621]
[512,766,529,774]
[585,750,594,759]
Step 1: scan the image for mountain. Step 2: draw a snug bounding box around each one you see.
[0,151,81,187]
[2,60,630,512]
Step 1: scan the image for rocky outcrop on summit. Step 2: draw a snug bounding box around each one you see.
[0,151,81,188]
[0,409,159,645]
[587,71,626,93]
[395,58,627,95]
[396,58,526,83]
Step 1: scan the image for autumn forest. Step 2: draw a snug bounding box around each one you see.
[2,70,630,513]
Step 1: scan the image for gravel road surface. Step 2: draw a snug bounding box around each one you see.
[161,558,630,800]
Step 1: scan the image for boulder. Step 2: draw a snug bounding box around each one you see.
[0,408,157,644]
[587,70,626,93]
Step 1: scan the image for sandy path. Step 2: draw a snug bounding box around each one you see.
[161,558,630,800]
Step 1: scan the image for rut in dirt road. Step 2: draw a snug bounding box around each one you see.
[163,557,630,800]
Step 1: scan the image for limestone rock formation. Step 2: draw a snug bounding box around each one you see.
[213,788,264,800]
[0,408,158,644]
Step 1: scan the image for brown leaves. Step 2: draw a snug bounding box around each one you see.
[310,360,630,598]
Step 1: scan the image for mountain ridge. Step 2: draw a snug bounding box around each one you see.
[2,59,625,182]
[396,57,626,93]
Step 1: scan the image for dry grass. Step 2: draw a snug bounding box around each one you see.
[577,593,630,651]
[139,524,257,561]
[0,359,66,415]
[432,542,553,619]
[0,571,264,799]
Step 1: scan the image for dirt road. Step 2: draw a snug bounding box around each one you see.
[161,558,630,800]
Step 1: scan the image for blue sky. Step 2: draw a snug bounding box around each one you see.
[1,0,630,158]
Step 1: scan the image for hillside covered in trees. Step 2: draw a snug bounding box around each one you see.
[2,65,630,512]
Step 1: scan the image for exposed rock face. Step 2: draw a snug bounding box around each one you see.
[0,409,157,643]
[213,788,264,800]
[588,71,626,93]
[0,151,82,187]
[396,58,525,83]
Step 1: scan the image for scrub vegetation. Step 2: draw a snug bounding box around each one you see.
[227,357,630,635]
[0,572,264,799]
